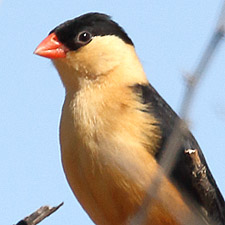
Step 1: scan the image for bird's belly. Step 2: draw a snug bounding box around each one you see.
[60,139,194,225]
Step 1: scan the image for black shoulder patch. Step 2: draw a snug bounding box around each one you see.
[50,12,133,50]
[132,83,179,143]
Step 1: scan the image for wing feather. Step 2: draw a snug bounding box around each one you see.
[132,83,225,224]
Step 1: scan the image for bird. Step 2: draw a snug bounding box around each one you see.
[34,13,225,225]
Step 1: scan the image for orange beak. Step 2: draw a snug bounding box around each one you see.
[34,33,69,59]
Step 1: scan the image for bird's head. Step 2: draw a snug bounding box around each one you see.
[34,13,146,90]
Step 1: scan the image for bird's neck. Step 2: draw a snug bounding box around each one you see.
[53,44,148,92]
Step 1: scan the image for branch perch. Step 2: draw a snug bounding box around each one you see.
[15,202,63,225]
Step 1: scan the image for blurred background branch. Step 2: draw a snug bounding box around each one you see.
[130,1,225,224]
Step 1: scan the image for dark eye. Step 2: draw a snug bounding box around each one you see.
[77,31,92,44]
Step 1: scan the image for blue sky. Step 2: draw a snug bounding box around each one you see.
[0,1,225,224]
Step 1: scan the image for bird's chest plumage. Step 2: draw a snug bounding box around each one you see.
[59,87,141,224]
[59,87,150,223]
[59,86,191,225]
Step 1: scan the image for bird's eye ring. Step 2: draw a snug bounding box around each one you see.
[77,31,92,45]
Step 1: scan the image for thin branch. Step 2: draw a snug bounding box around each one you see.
[184,149,215,208]
[15,202,64,225]
[161,1,225,180]
[130,1,225,224]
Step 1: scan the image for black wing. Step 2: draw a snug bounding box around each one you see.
[132,83,225,224]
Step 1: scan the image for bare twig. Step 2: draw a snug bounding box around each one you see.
[161,1,225,180]
[184,149,214,207]
[15,202,63,225]
[130,1,225,224]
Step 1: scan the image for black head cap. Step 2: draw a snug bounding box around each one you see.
[50,12,133,51]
